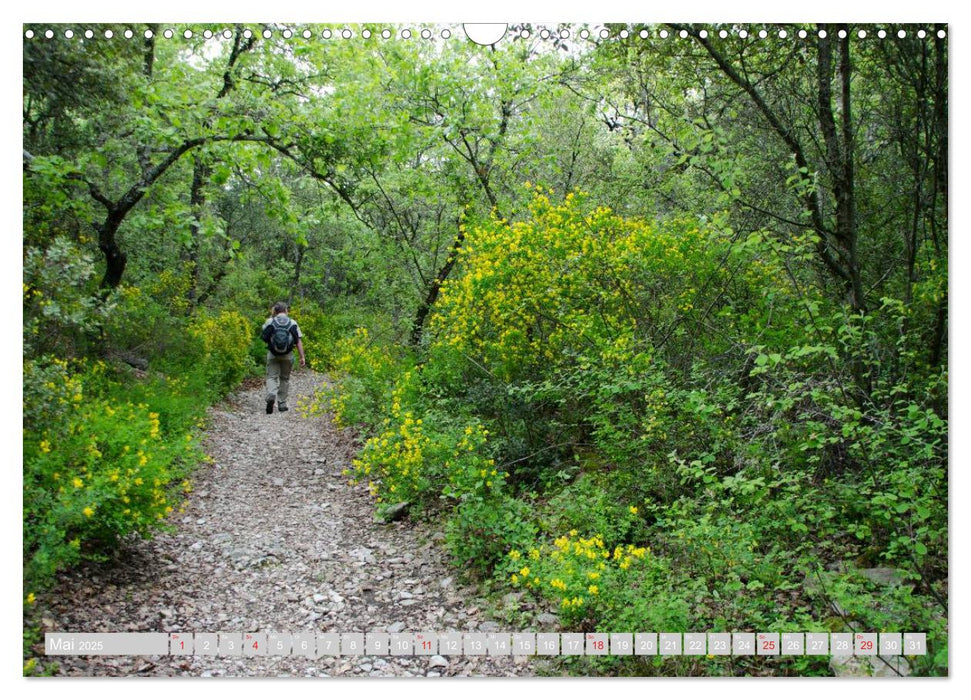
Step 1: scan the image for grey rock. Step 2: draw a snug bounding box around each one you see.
[872,656,912,677]
[348,546,376,564]
[120,353,149,371]
[388,622,406,633]
[830,654,911,677]
[860,567,907,586]
[374,501,410,523]
[502,592,524,607]
[536,613,559,626]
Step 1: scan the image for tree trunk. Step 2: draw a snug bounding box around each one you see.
[410,220,466,346]
[184,28,254,303]
[290,244,305,302]
[184,153,210,302]
[685,25,859,310]
[96,209,128,291]
[817,26,863,313]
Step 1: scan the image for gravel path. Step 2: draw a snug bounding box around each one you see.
[38,370,535,677]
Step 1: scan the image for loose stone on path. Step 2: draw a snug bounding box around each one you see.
[38,370,532,678]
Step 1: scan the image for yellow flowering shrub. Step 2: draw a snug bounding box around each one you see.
[23,358,204,588]
[285,305,343,373]
[507,531,681,629]
[147,264,194,316]
[23,356,88,428]
[424,190,794,512]
[302,327,402,428]
[351,372,431,504]
[428,189,756,381]
[319,331,528,571]
[348,370,501,507]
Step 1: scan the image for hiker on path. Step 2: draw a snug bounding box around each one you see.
[261,302,306,414]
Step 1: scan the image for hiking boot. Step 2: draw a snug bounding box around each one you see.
[279,406,289,412]
[266,399,274,414]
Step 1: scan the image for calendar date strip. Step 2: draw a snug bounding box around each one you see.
[45,631,927,657]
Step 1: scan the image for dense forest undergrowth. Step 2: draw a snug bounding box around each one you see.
[23,23,947,676]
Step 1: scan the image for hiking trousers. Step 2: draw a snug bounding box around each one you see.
[265,351,293,409]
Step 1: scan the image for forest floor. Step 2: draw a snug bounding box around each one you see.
[37,370,535,677]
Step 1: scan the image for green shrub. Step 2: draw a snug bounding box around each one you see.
[445,495,537,578]
[305,193,947,675]
[23,238,116,358]
[545,472,645,547]
[110,284,185,361]
[23,358,202,588]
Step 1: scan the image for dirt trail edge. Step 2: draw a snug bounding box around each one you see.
[41,370,535,677]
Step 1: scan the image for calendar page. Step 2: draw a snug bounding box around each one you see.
[21,2,949,683]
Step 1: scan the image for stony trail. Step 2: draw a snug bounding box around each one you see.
[40,370,536,677]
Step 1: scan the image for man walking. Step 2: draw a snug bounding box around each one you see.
[261,302,306,414]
